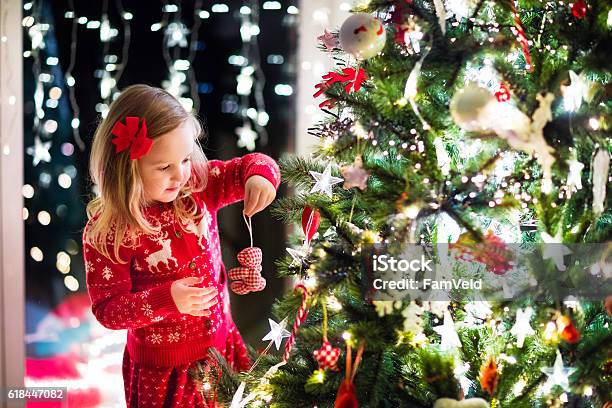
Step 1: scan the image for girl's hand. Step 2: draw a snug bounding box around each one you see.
[243,175,276,217]
[171,277,218,317]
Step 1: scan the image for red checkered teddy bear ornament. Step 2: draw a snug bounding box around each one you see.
[229,215,266,295]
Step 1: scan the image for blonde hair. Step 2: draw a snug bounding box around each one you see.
[85,84,208,264]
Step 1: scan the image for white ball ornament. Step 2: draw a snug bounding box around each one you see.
[339,13,386,59]
[449,82,495,131]
[433,398,490,408]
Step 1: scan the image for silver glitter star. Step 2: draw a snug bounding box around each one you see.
[262,317,291,350]
[309,164,343,197]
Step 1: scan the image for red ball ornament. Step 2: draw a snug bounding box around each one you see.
[560,323,581,343]
[495,83,511,102]
[571,0,587,18]
[334,379,358,408]
[302,207,321,243]
[557,315,581,344]
[605,295,612,317]
[313,340,341,371]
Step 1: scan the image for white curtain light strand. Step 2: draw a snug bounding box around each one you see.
[27,1,46,138]
[160,0,200,112]
[64,0,85,151]
[247,0,268,145]
[236,0,269,150]
[111,0,132,97]
[187,0,203,112]
[99,0,113,109]
[98,0,128,116]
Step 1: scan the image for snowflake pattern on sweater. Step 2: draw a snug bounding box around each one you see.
[83,153,280,367]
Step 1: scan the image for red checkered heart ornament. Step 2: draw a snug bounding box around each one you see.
[229,247,266,295]
[313,339,341,371]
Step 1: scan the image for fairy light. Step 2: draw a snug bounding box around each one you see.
[211,4,229,13]
[589,117,600,130]
[263,1,282,10]
[56,251,71,274]
[274,84,293,96]
[22,184,35,198]
[30,247,44,262]
[64,275,79,291]
[327,295,343,311]
[37,210,51,225]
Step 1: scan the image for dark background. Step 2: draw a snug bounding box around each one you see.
[23,0,298,347]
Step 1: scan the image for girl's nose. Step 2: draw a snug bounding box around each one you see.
[171,167,183,182]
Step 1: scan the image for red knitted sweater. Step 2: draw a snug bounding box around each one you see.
[83,153,281,366]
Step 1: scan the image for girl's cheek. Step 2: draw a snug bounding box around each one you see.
[184,163,192,182]
[149,173,166,188]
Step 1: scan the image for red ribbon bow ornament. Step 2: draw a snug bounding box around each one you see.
[111,116,153,160]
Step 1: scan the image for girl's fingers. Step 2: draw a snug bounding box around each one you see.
[190,309,211,317]
[251,189,275,215]
[177,276,203,287]
[189,288,219,302]
[191,297,218,310]
[245,190,261,216]
[190,292,218,304]
[187,287,217,298]
[250,192,264,216]
[265,189,276,206]
[243,187,251,215]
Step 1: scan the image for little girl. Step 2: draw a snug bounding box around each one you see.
[82,84,280,407]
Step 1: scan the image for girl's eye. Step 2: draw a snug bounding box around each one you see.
[183,157,191,164]
[160,165,169,171]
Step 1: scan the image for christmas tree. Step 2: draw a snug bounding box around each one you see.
[205,1,612,407]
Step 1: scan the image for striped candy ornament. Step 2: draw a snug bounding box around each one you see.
[282,284,310,362]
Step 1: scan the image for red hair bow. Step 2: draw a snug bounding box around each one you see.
[111,116,153,160]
